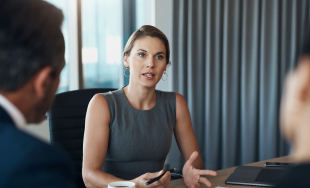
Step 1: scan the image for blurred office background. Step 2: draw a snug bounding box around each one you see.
[26,0,310,172]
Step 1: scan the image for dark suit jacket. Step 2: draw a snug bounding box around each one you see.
[276,164,310,188]
[0,106,76,188]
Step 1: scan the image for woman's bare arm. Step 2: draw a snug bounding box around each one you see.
[174,92,216,188]
[174,92,204,168]
[82,94,123,187]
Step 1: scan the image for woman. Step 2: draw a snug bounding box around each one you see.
[82,25,216,188]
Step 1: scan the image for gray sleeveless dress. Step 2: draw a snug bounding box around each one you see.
[101,89,176,180]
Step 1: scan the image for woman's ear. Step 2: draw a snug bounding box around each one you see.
[124,55,129,68]
[32,67,53,99]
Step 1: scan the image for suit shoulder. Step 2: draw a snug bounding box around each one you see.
[0,124,75,187]
[0,123,70,168]
[0,123,59,154]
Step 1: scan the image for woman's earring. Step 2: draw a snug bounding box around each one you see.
[162,71,168,81]
[124,67,130,77]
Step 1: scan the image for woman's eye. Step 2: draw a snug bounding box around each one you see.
[156,55,163,60]
[139,53,145,58]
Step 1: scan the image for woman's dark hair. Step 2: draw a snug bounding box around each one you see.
[0,0,64,92]
[123,25,171,66]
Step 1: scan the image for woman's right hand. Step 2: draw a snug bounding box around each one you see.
[131,170,171,188]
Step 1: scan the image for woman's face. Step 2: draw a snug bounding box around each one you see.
[124,36,167,88]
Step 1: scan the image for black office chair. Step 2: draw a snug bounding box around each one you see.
[47,88,117,188]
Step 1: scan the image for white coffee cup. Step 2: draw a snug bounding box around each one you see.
[108,181,135,188]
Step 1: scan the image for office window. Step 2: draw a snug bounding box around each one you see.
[44,0,70,93]
[82,0,122,89]
[135,0,145,29]
[82,0,146,89]
[46,0,146,91]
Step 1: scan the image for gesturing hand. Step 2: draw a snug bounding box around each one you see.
[132,170,171,188]
[182,151,217,188]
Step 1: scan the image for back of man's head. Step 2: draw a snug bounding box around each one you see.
[0,0,64,92]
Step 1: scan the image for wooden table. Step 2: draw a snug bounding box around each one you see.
[169,156,291,188]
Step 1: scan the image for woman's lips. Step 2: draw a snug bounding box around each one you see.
[142,73,155,80]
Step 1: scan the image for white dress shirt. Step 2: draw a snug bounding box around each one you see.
[0,94,27,130]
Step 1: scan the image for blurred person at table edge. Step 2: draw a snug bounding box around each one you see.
[0,0,75,187]
[82,25,217,188]
[276,31,310,188]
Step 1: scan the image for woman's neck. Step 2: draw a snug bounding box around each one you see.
[123,84,156,110]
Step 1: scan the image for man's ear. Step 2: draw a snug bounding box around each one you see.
[32,67,53,98]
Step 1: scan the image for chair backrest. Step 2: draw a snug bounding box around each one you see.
[47,88,117,188]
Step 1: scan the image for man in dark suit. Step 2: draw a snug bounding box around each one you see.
[276,34,310,188]
[0,0,75,187]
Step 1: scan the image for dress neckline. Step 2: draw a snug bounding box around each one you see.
[120,88,158,112]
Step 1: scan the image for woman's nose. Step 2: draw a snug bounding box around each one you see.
[146,58,155,68]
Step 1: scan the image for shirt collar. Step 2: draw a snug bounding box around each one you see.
[0,94,27,130]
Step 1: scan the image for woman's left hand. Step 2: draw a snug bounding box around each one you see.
[182,151,217,188]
